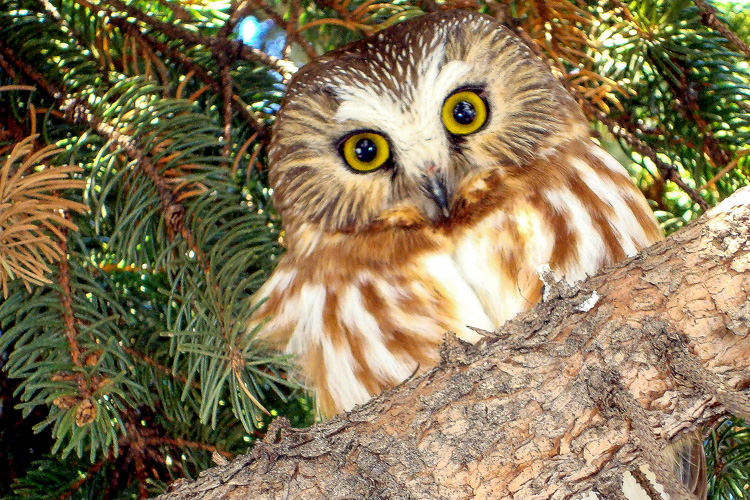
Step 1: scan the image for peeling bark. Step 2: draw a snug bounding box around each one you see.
[155,187,750,500]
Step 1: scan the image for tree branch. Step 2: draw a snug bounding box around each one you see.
[94,0,297,79]
[107,17,267,132]
[155,186,750,499]
[694,0,750,60]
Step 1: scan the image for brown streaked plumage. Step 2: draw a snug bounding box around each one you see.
[249,10,705,499]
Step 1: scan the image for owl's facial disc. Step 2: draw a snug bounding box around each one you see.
[330,88,490,223]
[269,10,586,234]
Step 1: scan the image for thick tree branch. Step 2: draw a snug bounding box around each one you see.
[155,186,750,499]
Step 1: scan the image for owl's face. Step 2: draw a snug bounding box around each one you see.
[269,10,587,238]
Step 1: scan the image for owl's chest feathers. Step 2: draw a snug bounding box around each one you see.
[257,213,547,414]
[253,142,662,414]
[281,206,547,333]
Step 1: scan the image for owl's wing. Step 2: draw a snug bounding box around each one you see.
[623,431,706,500]
[667,430,707,500]
[576,147,707,499]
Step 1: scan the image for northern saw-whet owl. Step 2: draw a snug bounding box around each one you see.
[249,10,705,498]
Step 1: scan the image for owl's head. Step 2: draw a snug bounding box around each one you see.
[269,10,588,240]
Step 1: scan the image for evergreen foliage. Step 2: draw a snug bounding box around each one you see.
[0,0,747,498]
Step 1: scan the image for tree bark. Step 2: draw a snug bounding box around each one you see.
[155,187,750,500]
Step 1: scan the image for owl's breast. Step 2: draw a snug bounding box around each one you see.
[251,143,662,416]
[427,141,664,338]
[434,203,556,335]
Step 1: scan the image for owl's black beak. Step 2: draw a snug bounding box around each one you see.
[423,172,450,219]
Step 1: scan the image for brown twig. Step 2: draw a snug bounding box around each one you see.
[222,0,255,37]
[96,0,296,78]
[0,51,18,80]
[127,29,170,88]
[285,0,303,60]
[245,139,264,186]
[694,0,750,60]
[233,129,262,175]
[57,460,106,500]
[122,346,198,389]
[610,0,640,30]
[153,0,193,22]
[57,230,83,368]
[699,149,750,192]
[153,437,235,459]
[217,3,238,158]
[219,58,234,158]
[312,0,356,23]
[109,17,267,132]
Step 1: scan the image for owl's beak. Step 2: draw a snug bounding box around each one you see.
[423,172,450,219]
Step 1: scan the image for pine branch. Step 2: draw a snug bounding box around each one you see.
[107,16,268,132]
[88,0,297,79]
[0,40,207,256]
[57,231,83,369]
[1,35,280,427]
[706,417,750,499]
[694,0,750,60]
[652,48,732,181]
[37,0,102,77]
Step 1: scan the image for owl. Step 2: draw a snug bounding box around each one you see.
[249,9,704,497]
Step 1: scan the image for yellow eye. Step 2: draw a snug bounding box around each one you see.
[341,132,390,172]
[441,90,488,136]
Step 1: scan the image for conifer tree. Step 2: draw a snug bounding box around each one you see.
[0,0,748,498]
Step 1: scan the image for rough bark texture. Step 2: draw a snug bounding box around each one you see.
[155,187,750,500]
